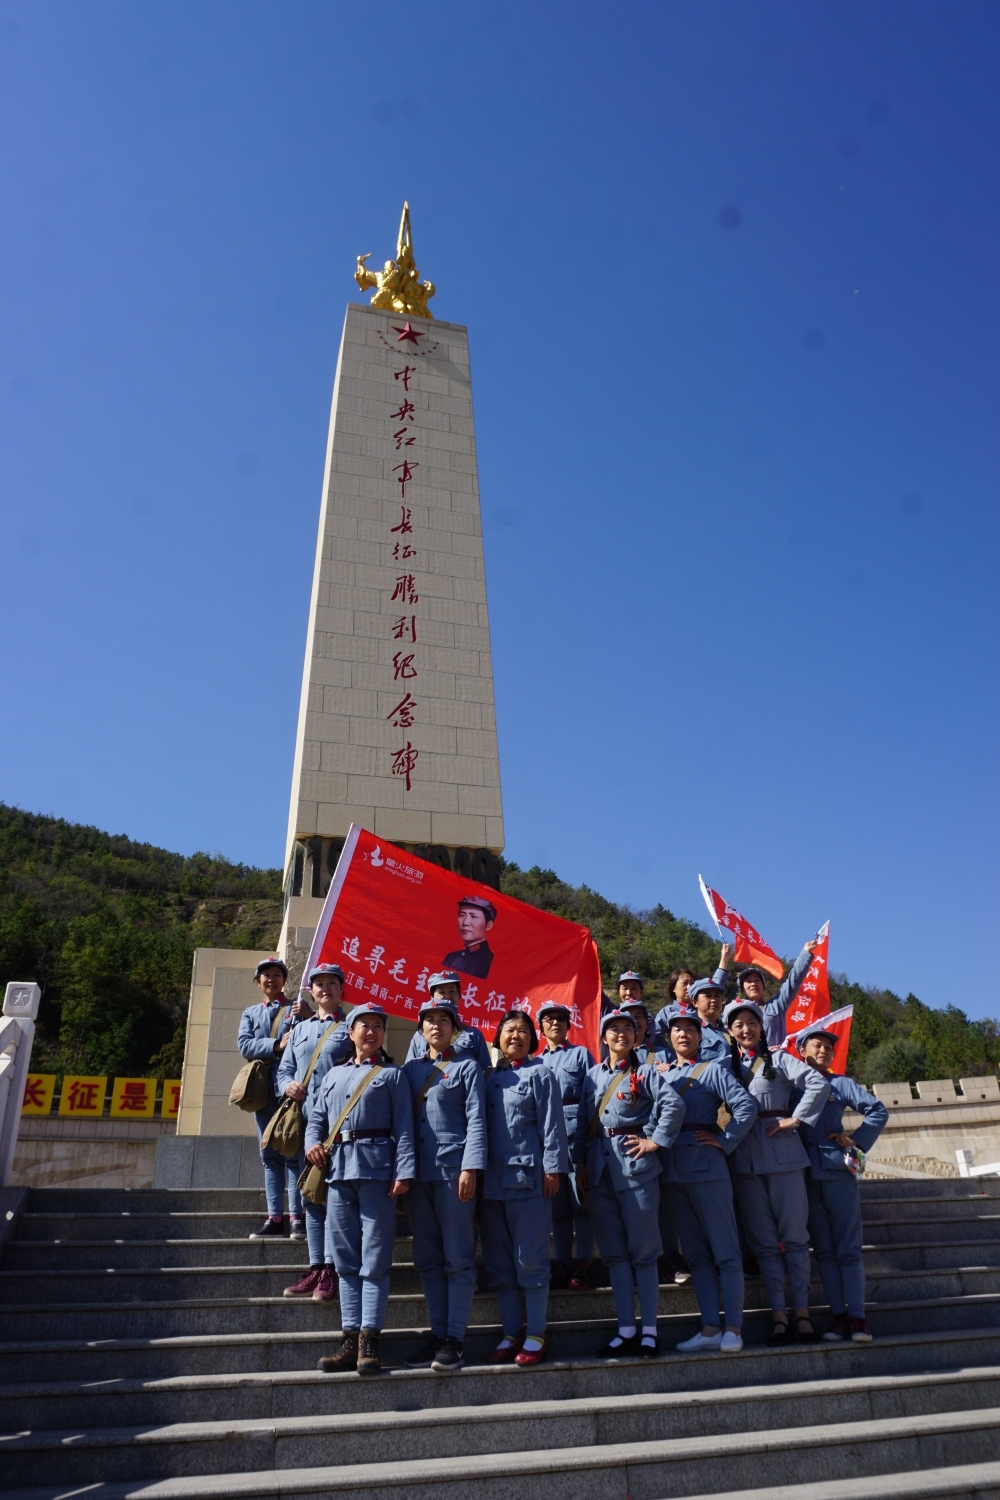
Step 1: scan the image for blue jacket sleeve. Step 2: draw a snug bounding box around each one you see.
[391,1071,417,1180]
[237,1007,279,1063]
[764,949,813,1028]
[785,1053,830,1127]
[648,1070,686,1149]
[461,1063,488,1173]
[712,966,730,990]
[537,1065,569,1174]
[275,1038,297,1094]
[573,1072,596,1166]
[304,1080,329,1152]
[842,1079,889,1152]
[405,1031,424,1062]
[716,1068,758,1153]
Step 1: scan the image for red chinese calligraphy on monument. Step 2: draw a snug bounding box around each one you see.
[303,825,603,1054]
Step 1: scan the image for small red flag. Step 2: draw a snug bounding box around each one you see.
[780,1003,853,1076]
[698,876,784,980]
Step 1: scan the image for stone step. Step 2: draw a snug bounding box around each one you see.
[4,1327,997,1433]
[859,1182,1000,1200]
[9,1235,1000,1279]
[15,1213,296,1243]
[6,1366,1000,1487]
[4,1259,998,1313]
[668,1462,1000,1500]
[860,1197,1000,1220]
[2,1297,999,1389]
[7,1404,1000,1500]
[863,1215,1000,1243]
[23,1190,270,1214]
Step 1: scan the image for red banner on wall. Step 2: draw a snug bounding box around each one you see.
[302,825,604,1054]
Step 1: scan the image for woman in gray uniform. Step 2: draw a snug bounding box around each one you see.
[306,1003,415,1376]
[537,999,596,1291]
[792,1022,888,1343]
[482,1009,568,1366]
[576,1009,684,1356]
[724,997,830,1344]
[276,963,352,1302]
[402,995,487,1374]
[660,1005,757,1353]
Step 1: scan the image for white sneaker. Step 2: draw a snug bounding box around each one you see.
[720,1331,744,1353]
[676,1331,724,1352]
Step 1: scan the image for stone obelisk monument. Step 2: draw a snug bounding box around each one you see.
[171,206,505,1151]
[278,204,505,970]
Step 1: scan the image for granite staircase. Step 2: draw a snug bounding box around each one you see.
[5,1179,1000,1500]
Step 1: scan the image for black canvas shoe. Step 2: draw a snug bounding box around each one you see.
[431,1337,464,1373]
[249,1217,285,1239]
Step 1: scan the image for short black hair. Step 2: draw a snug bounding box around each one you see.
[493,1009,538,1054]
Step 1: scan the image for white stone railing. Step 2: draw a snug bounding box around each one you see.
[0,983,41,1187]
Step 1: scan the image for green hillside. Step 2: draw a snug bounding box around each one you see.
[1,804,996,1088]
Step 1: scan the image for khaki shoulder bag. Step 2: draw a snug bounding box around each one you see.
[229,1004,288,1113]
[297,1065,384,1207]
[260,1019,341,1158]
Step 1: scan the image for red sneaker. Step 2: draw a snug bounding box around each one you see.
[515,1336,548,1367]
[312,1267,338,1302]
[849,1316,873,1343]
[283,1267,322,1298]
[822,1313,850,1343]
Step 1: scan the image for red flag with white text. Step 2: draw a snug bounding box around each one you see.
[786,920,830,1033]
[698,876,784,980]
[780,1003,853,1076]
[302,825,604,1054]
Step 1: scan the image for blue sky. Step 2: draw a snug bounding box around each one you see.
[1,3,997,1012]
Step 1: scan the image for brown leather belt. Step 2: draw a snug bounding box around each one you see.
[605,1126,643,1138]
[332,1128,393,1144]
[757,1110,792,1119]
[678,1123,720,1135]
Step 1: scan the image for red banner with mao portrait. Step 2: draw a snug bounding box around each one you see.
[301,825,603,1054]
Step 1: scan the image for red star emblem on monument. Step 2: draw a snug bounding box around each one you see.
[393,322,424,345]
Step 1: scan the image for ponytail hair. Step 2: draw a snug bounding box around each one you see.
[758,1033,775,1080]
[729,1037,743,1081]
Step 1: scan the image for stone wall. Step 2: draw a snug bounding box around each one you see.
[11,1117,177,1190]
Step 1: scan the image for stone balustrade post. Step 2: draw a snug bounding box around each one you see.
[0,983,41,1187]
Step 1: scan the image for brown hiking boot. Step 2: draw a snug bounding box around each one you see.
[316,1331,358,1372]
[357,1329,382,1376]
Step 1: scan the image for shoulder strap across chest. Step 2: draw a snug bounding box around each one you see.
[675,1060,711,1097]
[323,1065,384,1148]
[269,1004,289,1040]
[413,1056,450,1110]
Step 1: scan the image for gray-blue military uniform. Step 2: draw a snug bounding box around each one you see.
[237,996,301,1220]
[661,1039,757,1331]
[576,1056,685,1335]
[716,949,814,1049]
[792,1066,887,1320]
[402,1047,487,1343]
[482,1055,569,1339]
[275,1008,351,1263]
[539,1038,596,1266]
[726,1009,831,1316]
[406,1022,492,1071]
[304,1035,416,1334]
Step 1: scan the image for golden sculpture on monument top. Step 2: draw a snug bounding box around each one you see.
[355,201,435,319]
